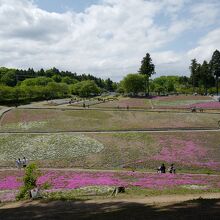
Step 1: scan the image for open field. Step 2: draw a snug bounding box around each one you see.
[1,108,220,132]
[0,131,220,172]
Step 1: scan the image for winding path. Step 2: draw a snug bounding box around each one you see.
[0,107,13,126]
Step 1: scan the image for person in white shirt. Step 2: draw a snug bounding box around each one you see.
[22,157,28,168]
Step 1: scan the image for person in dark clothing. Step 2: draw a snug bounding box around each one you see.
[160,163,166,173]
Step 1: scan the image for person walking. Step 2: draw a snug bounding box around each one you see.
[22,157,27,168]
[168,164,176,174]
[160,163,166,173]
[16,158,21,169]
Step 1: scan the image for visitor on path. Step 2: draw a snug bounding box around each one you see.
[22,157,27,168]
[157,166,161,173]
[168,164,176,174]
[160,163,166,173]
[16,158,21,169]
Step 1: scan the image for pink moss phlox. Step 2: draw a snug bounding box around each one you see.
[194,161,220,169]
[151,138,207,164]
[190,101,220,109]
[0,176,22,190]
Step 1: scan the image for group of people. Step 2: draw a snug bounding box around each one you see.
[15,157,28,169]
[157,163,176,174]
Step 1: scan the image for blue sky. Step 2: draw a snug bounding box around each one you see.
[34,0,100,13]
[0,0,220,81]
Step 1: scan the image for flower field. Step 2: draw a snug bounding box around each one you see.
[0,134,104,162]
[1,108,220,132]
[0,132,220,172]
[152,95,217,109]
[1,169,220,202]
[93,98,152,109]
[190,101,220,109]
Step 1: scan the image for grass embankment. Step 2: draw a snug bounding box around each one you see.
[1,108,220,132]
[0,132,220,173]
[151,95,215,109]
[94,97,152,109]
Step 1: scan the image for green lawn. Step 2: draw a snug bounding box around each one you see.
[1,108,220,132]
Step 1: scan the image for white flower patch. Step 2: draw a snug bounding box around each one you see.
[3,121,47,130]
[181,185,208,190]
[0,134,104,160]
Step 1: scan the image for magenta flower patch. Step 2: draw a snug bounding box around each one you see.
[190,102,220,109]
[151,139,207,164]
[0,176,22,190]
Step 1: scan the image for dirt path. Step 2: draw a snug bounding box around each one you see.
[0,128,220,134]
[1,193,220,219]
[0,107,13,126]
[1,167,220,177]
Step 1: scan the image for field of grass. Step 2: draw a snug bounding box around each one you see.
[93,97,152,109]
[152,95,215,109]
[1,108,220,132]
[0,131,220,173]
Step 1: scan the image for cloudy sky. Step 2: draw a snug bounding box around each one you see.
[0,0,220,81]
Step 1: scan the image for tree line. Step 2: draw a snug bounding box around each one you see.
[1,50,219,105]
[0,67,117,105]
[120,50,220,96]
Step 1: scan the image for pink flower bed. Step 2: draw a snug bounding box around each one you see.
[151,138,220,169]
[1,170,220,202]
[123,138,220,170]
[37,171,127,189]
[0,176,22,190]
[189,101,220,109]
[35,171,220,190]
[151,139,207,164]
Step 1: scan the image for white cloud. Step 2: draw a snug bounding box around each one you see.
[187,28,220,62]
[0,0,219,81]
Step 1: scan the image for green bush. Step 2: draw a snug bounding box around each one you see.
[16,163,40,200]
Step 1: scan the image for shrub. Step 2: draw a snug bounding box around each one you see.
[16,163,40,200]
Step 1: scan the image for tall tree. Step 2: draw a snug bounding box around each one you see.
[189,59,200,90]
[138,53,155,96]
[200,60,214,94]
[210,50,220,95]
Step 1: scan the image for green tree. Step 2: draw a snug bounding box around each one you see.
[189,59,200,90]
[138,53,155,96]
[61,76,78,84]
[46,82,69,99]
[21,77,53,87]
[0,70,17,86]
[71,80,100,97]
[0,85,14,102]
[210,50,220,95]
[105,78,114,92]
[121,74,145,95]
[200,60,215,94]
[52,74,62,83]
